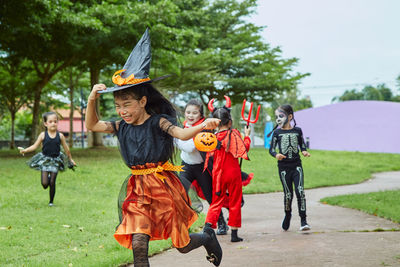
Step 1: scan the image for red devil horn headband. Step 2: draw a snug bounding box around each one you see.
[207,95,231,112]
[208,98,215,113]
[224,95,231,108]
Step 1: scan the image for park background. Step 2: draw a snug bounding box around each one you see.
[1,0,400,266]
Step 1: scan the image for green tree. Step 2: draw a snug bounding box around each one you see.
[195,0,308,103]
[375,84,393,101]
[161,0,308,105]
[332,83,397,102]
[0,56,34,148]
[50,66,89,147]
[79,0,201,146]
[0,0,103,144]
[270,89,313,113]
[332,89,363,102]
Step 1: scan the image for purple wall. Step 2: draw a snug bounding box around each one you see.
[294,100,400,153]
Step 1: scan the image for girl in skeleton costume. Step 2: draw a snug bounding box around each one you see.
[204,103,251,242]
[18,111,76,206]
[85,29,222,267]
[268,104,311,231]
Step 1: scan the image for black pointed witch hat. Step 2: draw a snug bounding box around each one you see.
[99,28,170,93]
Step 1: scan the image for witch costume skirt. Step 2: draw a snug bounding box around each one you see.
[28,152,67,173]
[114,162,198,249]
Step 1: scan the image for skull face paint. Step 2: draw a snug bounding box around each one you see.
[275,109,288,127]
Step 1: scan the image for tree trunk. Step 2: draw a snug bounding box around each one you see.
[69,81,74,148]
[29,81,45,145]
[29,61,72,144]
[10,111,15,149]
[89,67,103,147]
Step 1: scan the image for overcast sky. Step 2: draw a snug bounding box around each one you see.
[250,0,400,107]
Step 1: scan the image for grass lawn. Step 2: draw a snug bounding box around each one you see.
[321,190,400,224]
[1,147,400,266]
[242,148,400,194]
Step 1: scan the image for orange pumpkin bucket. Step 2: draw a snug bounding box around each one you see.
[194,132,218,152]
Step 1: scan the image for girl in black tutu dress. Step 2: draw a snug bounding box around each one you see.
[18,111,76,206]
[86,82,223,266]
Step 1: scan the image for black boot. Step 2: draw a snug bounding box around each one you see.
[282,212,291,231]
[203,223,223,266]
[230,229,243,242]
[216,213,228,235]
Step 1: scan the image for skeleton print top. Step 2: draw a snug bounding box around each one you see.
[269,127,307,167]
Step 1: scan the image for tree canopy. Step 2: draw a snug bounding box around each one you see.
[332,83,400,102]
[0,0,309,145]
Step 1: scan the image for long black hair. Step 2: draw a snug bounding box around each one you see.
[113,83,177,162]
[267,104,297,137]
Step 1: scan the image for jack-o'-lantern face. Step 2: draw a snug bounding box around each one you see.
[194,132,218,152]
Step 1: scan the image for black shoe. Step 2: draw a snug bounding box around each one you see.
[282,213,291,231]
[230,229,243,242]
[216,213,228,235]
[300,217,310,231]
[203,224,223,266]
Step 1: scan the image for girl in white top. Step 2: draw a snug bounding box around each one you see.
[175,99,213,205]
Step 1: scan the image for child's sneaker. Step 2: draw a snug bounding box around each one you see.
[282,213,291,231]
[48,203,54,207]
[299,218,310,231]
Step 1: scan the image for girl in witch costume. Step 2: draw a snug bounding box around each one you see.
[85,29,222,267]
[204,102,251,242]
[268,104,311,231]
[18,111,76,206]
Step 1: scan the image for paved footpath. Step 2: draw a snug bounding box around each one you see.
[144,171,400,267]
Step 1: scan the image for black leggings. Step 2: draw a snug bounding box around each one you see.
[278,165,306,218]
[41,171,58,203]
[132,232,208,266]
[179,162,213,204]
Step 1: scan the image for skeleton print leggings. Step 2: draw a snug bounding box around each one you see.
[278,165,307,218]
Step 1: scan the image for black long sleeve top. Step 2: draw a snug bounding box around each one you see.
[269,127,307,167]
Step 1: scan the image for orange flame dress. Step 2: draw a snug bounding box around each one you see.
[112,115,197,249]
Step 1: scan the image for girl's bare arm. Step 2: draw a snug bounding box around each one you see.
[85,84,114,133]
[18,132,45,155]
[167,118,220,140]
[60,133,76,165]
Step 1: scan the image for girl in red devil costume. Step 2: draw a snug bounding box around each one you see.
[178,98,252,235]
[204,97,251,242]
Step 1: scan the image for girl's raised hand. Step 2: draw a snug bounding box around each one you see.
[88,84,107,101]
[203,118,221,130]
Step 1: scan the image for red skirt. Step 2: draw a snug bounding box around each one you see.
[114,163,198,249]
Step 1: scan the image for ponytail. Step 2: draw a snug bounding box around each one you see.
[267,124,278,138]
